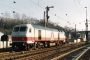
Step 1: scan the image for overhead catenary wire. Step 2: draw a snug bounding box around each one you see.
[0,0,79,24]
[52,0,67,15]
[29,0,84,29]
[51,0,84,24]
[0,0,83,29]
[13,1,42,18]
[29,0,64,20]
[29,0,77,23]
[73,0,83,20]
[0,2,43,19]
[51,0,82,25]
[29,0,45,9]
[52,0,82,22]
[0,3,29,15]
[76,0,85,12]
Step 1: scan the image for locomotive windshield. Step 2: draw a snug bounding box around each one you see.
[20,26,27,31]
[13,26,27,32]
[13,27,19,32]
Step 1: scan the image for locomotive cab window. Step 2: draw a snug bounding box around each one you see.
[29,28,31,32]
[20,26,27,32]
[13,27,19,32]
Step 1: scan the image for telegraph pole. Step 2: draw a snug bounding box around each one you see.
[85,7,88,43]
[45,6,54,27]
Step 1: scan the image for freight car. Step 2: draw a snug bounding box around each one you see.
[11,24,66,50]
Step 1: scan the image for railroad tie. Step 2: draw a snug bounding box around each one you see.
[0,57,10,60]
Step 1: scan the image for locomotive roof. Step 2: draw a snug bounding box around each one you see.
[31,24,59,32]
[14,24,62,32]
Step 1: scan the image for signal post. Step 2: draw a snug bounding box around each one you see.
[45,6,54,27]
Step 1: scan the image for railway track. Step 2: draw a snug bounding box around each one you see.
[0,42,87,60]
[79,47,90,60]
[52,43,90,60]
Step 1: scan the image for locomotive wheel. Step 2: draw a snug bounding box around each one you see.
[56,41,60,46]
[37,42,43,48]
[44,42,46,48]
[12,44,17,51]
[44,42,49,48]
[55,42,58,46]
[12,46,18,51]
[24,44,30,51]
[34,42,37,49]
[47,42,50,48]
[26,45,29,51]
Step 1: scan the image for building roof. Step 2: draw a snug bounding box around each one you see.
[0,32,4,36]
[0,32,4,39]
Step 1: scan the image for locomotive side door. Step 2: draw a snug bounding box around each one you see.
[38,30,41,40]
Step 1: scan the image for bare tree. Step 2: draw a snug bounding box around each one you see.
[4,12,10,18]
[25,16,32,24]
[21,13,27,23]
[13,12,20,20]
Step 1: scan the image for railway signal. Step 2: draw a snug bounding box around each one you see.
[45,6,54,27]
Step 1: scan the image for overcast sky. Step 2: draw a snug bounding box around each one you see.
[0,0,90,31]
